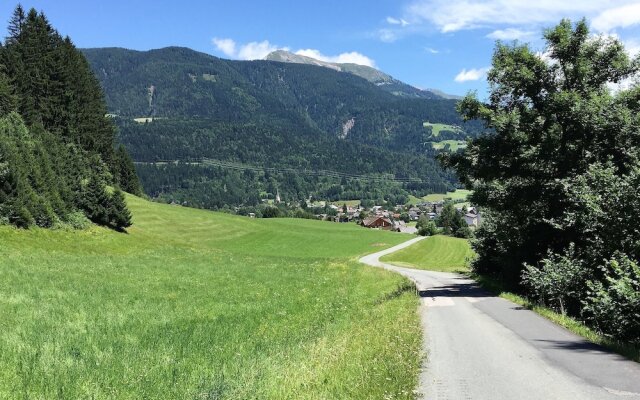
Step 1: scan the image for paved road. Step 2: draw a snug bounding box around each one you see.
[360,237,640,400]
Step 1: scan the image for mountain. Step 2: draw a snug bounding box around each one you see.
[265,50,442,99]
[83,46,482,209]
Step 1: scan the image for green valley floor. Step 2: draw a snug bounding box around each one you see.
[0,195,421,399]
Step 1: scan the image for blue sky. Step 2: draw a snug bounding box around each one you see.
[2,1,640,96]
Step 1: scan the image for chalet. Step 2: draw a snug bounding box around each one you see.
[408,211,420,221]
[362,216,394,230]
[465,213,480,228]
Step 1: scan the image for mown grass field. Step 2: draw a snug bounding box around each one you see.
[422,122,461,136]
[0,195,422,399]
[380,235,475,272]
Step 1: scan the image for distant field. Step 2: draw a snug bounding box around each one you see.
[380,235,475,272]
[431,140,467,151]
[424,189,472,202]
[409,189,472,204]
[0,195,421,399]
[422,122,462,137]
[330,199,361,207]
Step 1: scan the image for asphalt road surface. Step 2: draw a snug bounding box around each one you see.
[360,237,640,400]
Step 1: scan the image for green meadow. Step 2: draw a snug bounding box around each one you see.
[381,235,475,273]
[408,189,473,204]
[430,140,467,151]
[422,122,461,137]
[0,195,421,399]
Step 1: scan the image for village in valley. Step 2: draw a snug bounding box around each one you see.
[304,197,481,234]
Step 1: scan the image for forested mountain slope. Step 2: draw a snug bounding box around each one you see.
[83,46,481,208]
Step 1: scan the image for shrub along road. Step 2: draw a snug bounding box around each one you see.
[361,237,640,400]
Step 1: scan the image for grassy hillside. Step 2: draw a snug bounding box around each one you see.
[431,140,467,151]
[381,235,475,272]
[422,122,462,137]
[408,189,472,204]
[0,195,421,399]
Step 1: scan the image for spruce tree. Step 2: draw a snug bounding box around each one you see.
[114,144,142,196]
[82,175,111,226]
[109,188,132,230]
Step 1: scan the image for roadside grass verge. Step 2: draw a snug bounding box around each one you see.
[473,274,640,363]
[0,195,421,399]
[380,235,475,273]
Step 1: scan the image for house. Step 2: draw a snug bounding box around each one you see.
[393,220,418,234]
[408,211,420,221]
[465,213,480,228]
[362,216,394,230]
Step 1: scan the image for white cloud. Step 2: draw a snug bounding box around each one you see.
[212,38,286,60]
[211,37,376,67]
[625,38,640,56]
[237,40,282,60]
[487,28,535,40]
[425,47,440,54]
[295,49,376,67]
[454,67,490,82]
[378,29,398,42]
[387,16,410,27]
[404,0,640,33]
[592,3,640,32]
[212,37,236,57]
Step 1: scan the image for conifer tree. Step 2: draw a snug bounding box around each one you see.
[109,188,132,230]
[82,175,111,226]
[0,6,138,231]
[114,144,143,196]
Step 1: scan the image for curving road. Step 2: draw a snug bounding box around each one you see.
[360,237,640,400]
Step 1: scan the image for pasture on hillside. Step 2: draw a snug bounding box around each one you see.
[422,122,462,136]
[0,195,421,399]
[381,235,475,272]
[408,189,473,204]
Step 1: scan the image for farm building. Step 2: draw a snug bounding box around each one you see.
[362,216,394,230]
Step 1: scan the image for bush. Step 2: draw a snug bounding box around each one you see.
[262,206,281,218]
[454,226,472,238]
[62,211,91,230]
[522,245,587,315]
[583,254,640,342]
[418,220,439,236]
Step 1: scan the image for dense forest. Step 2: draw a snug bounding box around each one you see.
[83,47,483,209]
[0,6,140,230]
[445,19,640,343]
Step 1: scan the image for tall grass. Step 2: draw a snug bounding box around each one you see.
[0,195,421,399]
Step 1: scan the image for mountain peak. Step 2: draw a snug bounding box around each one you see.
[266,50,343,72]
[265,50,445,100]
